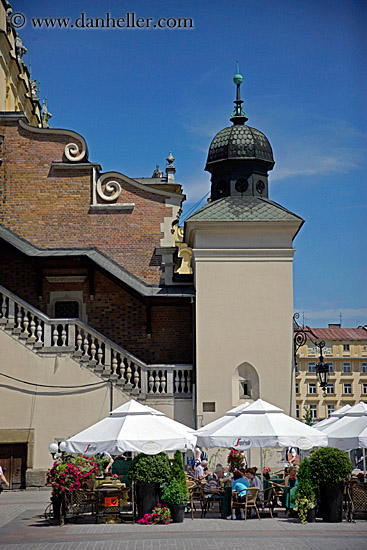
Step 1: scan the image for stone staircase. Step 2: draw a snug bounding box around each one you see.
[0,284,193,400]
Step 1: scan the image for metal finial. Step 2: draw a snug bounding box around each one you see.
[231,61,247,125]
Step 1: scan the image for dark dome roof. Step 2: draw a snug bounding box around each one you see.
[206,125,274,167]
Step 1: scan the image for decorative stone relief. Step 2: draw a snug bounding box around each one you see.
[96,172,122,201]
[64,142,87,162]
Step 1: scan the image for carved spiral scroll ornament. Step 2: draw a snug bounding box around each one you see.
[96,173,122,202]
[64,142,87,162]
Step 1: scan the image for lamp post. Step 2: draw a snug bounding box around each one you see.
[314,341,329,395]
[293,313,329,394]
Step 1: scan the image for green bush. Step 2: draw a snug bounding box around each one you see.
[310,447,353,486]
[170,451,188,499]
[295,458,316,524]
[127,452,171,484]
[162,478,187,506]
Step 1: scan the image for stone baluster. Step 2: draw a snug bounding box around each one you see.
[0,294,7,324]
[119,358,126,384]
[20,309,30,339]
[89,339,97,367]
[52,325,59,347]
[125,363,133,389]
[28,315,37,343]
[161,371,166,393]
[61,325,67,346]
[74,327,83,357]
[34,318,43,348]
[131,365,140,395]
[148,372,154,393]
[174,370,180,393]
[155,372,161,394]
[6,297,15,329]
[111,351,118,379]
[95,343,104,371]
[13,305,22,334]
[81,333,90,362]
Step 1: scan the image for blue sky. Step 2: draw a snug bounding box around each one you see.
[16,0,366,328]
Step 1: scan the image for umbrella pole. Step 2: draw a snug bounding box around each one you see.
[260,448,264,510]
[247,449,251,467]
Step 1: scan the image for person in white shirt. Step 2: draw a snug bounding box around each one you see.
[195,460,211,481]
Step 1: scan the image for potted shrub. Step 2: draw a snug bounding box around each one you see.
[127,453,170,519]
[162,479,187,523]
[46,455,99,524]
[294,458,316,524]
[310,447,353,522]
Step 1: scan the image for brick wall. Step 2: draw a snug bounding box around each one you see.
[0,243,193,364]
[0,120,178,285]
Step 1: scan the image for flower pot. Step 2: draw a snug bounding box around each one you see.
[319,483,344,522]
[136,482,160,520]
[171,504,185,523]
[307,507,316,523]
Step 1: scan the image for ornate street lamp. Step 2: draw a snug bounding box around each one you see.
[293,314,329,394]
[314,341,329,394]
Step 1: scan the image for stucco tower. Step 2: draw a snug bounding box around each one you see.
[185,67,304,426]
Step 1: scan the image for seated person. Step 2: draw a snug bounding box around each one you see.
[195,460,211,481]
[284,466,298,511]
[244,467,263,495]
[229,469,250,520]
[284,466,297,488]
[204,465,225,495]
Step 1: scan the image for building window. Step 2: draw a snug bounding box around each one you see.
[308,362,316,373]
[203,402,215,412]
[326,383,334,394]
[363,384,367,395]
[327,404,335,417]
[309,383,317,394]
[296,404,300,419]
[54,301,79,318]
[343,362,351,373]
[310,404,317,419]
[327,362,333,373]
[362,363,367,373]
[239,381,251,398]
[295,383,299,394]
[343,344,350,352]
[343,383,352,394]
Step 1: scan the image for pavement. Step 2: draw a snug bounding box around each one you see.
[1,489,367,549]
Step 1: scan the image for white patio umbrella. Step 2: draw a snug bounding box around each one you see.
[195,402,251,447]
[319,402,367,451]
[195,399,328,450]
[194,399,328,485]
[64,399,196,456]
[314,404,351,431]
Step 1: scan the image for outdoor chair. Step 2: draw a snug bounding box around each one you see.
[345,481,367,521]
[258,483,276,518]
[231,487,260,520]
[186,480,196,520]
[201,485,223,518]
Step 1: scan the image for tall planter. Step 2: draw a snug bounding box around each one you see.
[136,482,160,520]
[319,483,344,522]
[171,504,185,523]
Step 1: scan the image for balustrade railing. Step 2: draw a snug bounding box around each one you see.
[0,285,192,397]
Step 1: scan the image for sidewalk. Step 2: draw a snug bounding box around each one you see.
[0,489,367,549]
